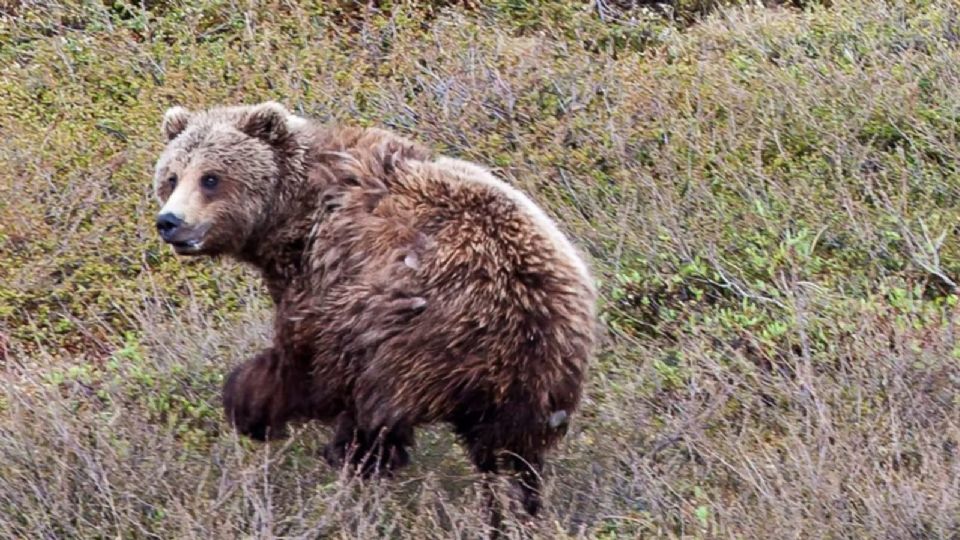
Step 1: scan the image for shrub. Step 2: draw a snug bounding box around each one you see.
[2,0,959,537]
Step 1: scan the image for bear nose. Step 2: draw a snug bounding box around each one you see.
[155,212,183,240]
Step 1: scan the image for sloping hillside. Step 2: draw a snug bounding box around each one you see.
[2,1,959,537]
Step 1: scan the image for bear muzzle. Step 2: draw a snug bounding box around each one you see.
[155,212,211,254]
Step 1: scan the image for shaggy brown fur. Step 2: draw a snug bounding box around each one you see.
[152,101,598,524]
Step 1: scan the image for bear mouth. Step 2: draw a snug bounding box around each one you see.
[163,224,211,255]
[170,238,204,254]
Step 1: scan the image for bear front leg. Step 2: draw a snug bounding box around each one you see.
[322,410,358,469]
[323,409,414,477]
[222,348,307,441]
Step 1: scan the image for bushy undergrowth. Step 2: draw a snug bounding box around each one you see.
[2,0,960,538]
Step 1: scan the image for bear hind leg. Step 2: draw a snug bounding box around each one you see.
[456,422,510,538]
[508,450,545,517]
[457,418,548,538]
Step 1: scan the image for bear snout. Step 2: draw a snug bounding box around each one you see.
[155,212,183,240]
[155,213,212,254]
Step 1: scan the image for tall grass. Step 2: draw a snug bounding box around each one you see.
[2,0,960,537]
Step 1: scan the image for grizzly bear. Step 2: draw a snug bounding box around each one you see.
[152,101,597,522]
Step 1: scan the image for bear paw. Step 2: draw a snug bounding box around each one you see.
[322,438,411,478]
[222,352,292,442]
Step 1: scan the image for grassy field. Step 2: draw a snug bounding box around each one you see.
[3,0,960,538]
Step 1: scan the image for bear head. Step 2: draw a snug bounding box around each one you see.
[152,101,305,257]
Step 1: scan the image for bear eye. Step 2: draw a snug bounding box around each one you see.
[200,174,220,190]
[167,174,177,187]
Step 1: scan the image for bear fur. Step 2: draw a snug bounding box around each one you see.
[152,101,598,519]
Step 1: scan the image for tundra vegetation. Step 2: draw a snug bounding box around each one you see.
[2,0,960,538]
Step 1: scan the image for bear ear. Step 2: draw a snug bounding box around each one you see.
[161,106,193,142]
[239,101,291,146]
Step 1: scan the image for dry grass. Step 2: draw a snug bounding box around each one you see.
[2,0,960,538]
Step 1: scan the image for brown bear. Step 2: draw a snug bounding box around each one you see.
[152,101,598,522]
